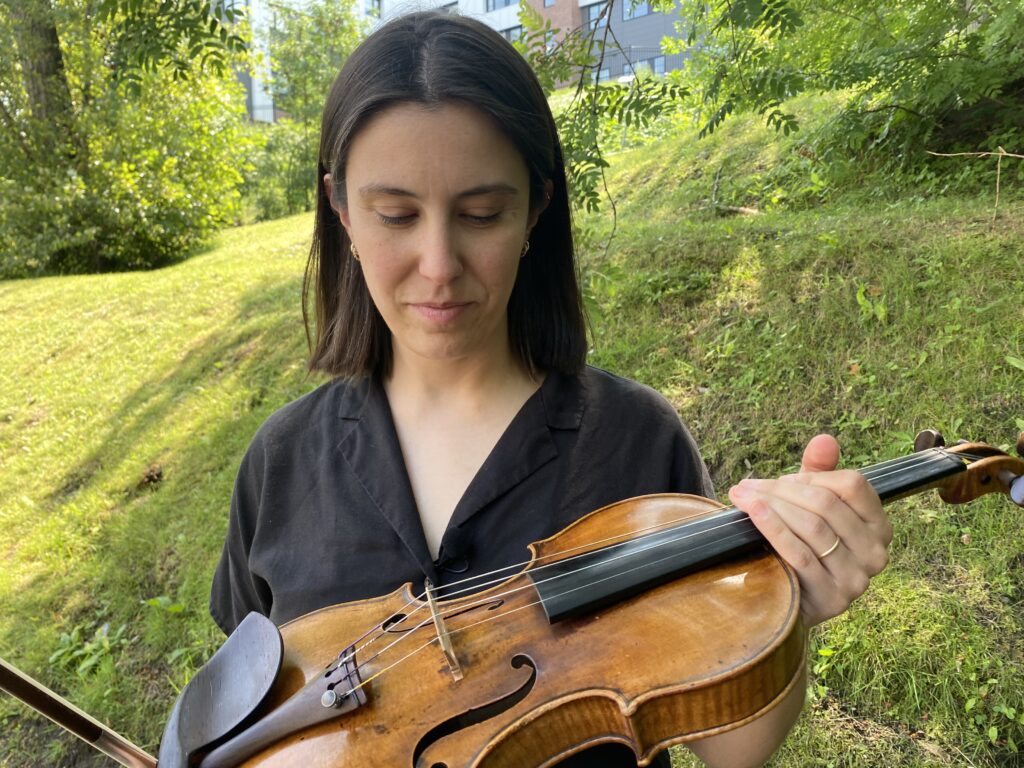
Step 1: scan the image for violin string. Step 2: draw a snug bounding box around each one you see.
[430,447,961,604]
[329,510,738,668]
[332,448,970,671]
[338,526,765,700]
[426,446,963,605]
[337,449,969,676]
[341,509,770,676]
[343,443,973,692]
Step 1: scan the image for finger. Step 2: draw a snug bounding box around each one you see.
[789,470,890,530]
[728,484,832,570]
[800,434,840,473]
[735,480,848,562]
[729,487,877,624]
[736,476,890,577]
[727,489,845,619]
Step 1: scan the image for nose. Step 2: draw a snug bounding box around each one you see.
[417,221,463,285]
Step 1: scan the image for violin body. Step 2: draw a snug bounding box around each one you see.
[238,494,805,767]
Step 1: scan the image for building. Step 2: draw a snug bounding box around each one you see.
[378,0,688,82]
[229,0,283,122]
[238,0,686,121]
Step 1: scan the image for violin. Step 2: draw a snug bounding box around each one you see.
[179,430,1023,768]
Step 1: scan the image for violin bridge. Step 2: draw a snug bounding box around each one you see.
[424,579,463,682]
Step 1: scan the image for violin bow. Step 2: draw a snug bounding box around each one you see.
[0,656,157,767]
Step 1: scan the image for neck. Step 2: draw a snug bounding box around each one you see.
[531,447,968,623]
[387,342,535,409]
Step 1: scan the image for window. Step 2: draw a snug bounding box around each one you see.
[638,55,666,75]
[365,0,381,16]
[544,0,556,6]
[622,0,651,20]
[582,2,607,29]
[486,0,515,10]
[597,68,611,83]
[500,25,523,41]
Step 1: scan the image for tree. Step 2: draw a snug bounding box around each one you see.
[516,2,687,213]
[250,0,365,216]
[662,0,1024,161]
[0,0,256,277]
[267,0,365,126]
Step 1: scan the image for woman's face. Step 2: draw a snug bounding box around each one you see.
[332,101,544,371]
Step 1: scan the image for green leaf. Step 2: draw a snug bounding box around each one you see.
[1006,356,1024,372]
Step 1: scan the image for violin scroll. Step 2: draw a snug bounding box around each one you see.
[917,429,1024,508]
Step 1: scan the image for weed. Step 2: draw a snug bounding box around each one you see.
[48,622,129,679]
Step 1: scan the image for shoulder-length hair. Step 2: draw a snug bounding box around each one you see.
[303,11,586,379]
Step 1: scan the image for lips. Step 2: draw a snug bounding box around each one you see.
[409,301,473,324]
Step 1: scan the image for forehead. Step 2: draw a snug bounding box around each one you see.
[344,101,530,193]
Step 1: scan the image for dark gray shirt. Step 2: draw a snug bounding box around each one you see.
[211,365,713,767]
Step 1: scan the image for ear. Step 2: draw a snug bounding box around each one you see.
[527,179,555,232]
[323,173,353,231]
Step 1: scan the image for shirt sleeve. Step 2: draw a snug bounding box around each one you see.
[669,415,716,501]
[209,438,274,636]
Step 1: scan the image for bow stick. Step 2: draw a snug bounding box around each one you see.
[0,656,156,767]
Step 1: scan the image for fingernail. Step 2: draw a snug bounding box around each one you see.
[730,482,754,499]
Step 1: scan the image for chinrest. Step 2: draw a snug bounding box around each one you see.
[158,612,282,767]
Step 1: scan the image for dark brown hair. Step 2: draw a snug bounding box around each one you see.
[303,11,586,378]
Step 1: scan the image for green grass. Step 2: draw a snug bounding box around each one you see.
[2,107,1023,766]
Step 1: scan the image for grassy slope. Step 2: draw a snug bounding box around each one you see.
[1,109,1022,766]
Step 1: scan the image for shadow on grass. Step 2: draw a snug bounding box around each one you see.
[0,273,326,760]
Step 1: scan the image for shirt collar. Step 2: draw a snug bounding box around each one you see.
[335,368,586,431]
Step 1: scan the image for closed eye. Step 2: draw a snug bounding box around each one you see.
[463,212,501,225]
[376,212,416,226]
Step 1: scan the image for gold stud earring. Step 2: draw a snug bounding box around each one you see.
[350,242,360,261]
[520,240,530,258]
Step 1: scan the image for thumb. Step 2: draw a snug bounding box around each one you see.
[801,434,840,473]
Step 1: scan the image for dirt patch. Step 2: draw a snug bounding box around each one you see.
[814,695,952,764]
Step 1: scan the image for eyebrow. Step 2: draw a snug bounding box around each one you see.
[358,182,520,199]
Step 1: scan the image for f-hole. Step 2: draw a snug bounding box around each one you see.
[412,654,537,768]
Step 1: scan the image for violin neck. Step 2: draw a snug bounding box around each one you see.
[861,447,966,502]
[531,448,967,624]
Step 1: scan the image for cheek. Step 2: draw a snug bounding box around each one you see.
[358,252,407,307]
[481,249,523,298]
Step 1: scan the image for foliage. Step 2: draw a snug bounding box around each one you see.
[0,0,257,277]
[242,119,317,222]
[516,2,686,212]
[236,0,365,219]
[265,0,365,126]
[663,0,1024,167]
[97,0,248,94]
[49,622,129,678]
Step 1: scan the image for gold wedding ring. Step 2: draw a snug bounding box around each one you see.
[818,535,841,559]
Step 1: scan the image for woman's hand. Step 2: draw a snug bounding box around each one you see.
[727,434,892,627]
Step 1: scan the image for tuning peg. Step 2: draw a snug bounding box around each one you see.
[914,429,945,452]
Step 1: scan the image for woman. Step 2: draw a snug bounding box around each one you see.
[211,11,891,767]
